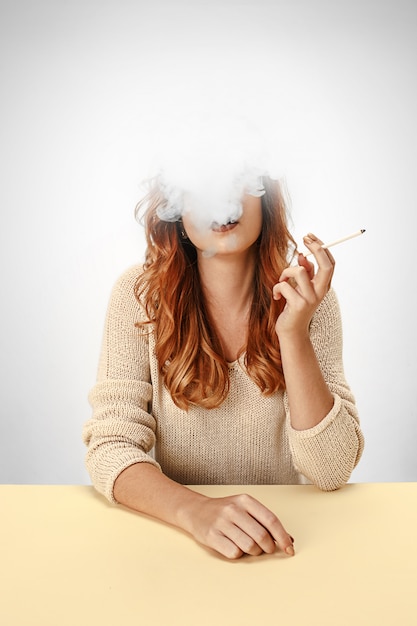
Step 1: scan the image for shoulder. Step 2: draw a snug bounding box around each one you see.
[107,264,148,322]
[112,264,144,293]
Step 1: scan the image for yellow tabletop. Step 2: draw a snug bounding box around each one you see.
[1,483,416,626]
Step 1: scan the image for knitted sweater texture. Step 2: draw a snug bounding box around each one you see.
[83,265,364,502]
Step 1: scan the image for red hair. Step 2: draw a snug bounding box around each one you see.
[134,177,297,409]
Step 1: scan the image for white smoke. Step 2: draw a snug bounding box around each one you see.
[144,112,283,234]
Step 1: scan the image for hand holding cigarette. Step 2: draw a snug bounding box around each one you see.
[304,229,366,257]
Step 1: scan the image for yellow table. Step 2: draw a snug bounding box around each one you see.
[1,483,416,626]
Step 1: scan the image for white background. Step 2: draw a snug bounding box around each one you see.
[1,0,416,485]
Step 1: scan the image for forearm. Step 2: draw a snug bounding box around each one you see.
[113,462,207,533]
[279,330,334,431]
[113,462,295,559]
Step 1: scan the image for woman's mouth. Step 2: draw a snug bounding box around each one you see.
[211,219,238,233]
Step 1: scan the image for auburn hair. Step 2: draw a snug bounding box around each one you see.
[134,176,297,410]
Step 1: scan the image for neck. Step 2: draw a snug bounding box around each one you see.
[197,248,257,315]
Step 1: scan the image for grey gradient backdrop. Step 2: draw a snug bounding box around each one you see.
[1,0,416,484]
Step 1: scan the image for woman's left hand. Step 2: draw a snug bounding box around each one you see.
[273,233,335,337]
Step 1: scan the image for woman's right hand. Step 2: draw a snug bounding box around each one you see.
[180,493,295,559]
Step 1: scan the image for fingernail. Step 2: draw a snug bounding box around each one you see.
[285,545,295,556]
[303,236,313,244]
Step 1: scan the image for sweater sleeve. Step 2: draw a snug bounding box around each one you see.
[285,289,364,491]
[82,266,161,503]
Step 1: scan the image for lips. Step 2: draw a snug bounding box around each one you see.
[211,220,238,233]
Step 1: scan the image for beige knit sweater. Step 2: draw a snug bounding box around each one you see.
[83,265,364,502]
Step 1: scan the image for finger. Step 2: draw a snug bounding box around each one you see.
[217,500,275,555]
[273,280,306,310]
[322,246,336,289]
[213,534,245,560]
[303,233,335,294]
[238,495,295,556]
[223,522,267,556]
[274,266,316,303]
[304,233,335,267]
[298,252,315,280]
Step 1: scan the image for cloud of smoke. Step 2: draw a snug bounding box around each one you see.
[143,112,283,235]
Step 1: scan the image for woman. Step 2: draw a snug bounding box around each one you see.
[83,175,364,559]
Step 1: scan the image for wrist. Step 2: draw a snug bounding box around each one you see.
[174,490,209,534]
[277,326,311,346]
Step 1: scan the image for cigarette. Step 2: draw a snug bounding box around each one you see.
[305,229,366,257]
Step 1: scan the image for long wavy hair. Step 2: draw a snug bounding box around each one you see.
[134,176,297,410]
